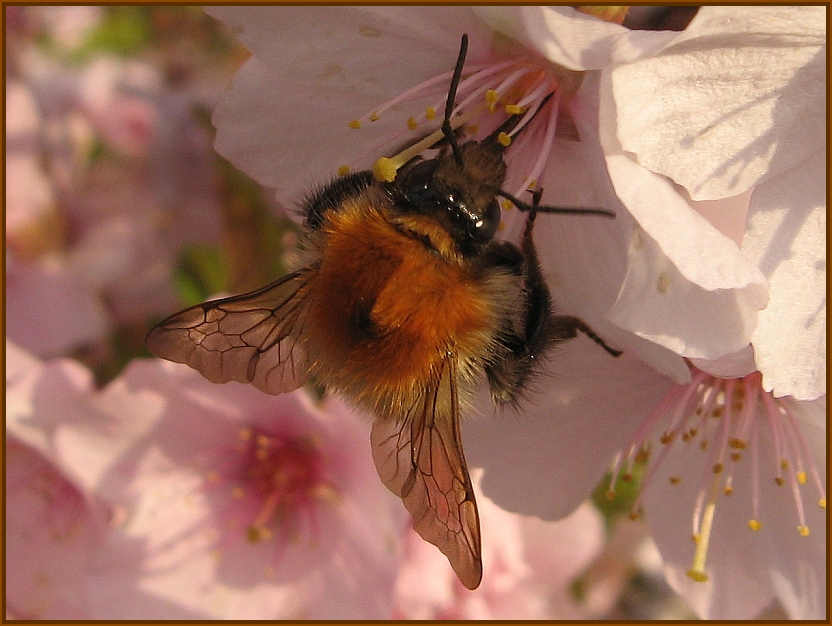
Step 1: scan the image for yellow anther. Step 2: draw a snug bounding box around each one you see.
[780,459,789,470]
[775,477,785,486]
[797,471,807,485]
[686,570,709,583]
[485,89,499,105]
[239,428,252,440]
[497,132,511,147]
[348,119,362,129]
[669,476,681,485]
[748,519,762,531]
[660,431,676,445]
[407,117,418,130]
[425,107,436,120]
[505,103,525,115]
[820,498,827,509]
[605,489,616,501]
[369,112,380,122]
[712,463,724,474]
[723,485,734,495]
[232,487,245,499]
[501,199,513,211]
[798,525,810,536]
[337,165,350,177]
[373,157,398,183]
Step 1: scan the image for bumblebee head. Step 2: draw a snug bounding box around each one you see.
[392,141,505,256]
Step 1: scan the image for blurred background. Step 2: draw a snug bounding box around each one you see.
[11,5,792,620]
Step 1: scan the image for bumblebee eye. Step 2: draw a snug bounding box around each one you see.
[471,199,500,244]
[401,159,440,203]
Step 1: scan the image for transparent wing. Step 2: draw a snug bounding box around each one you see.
[146,270,313,395]
[370,352,482,590]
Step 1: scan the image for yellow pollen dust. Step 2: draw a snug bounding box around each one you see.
[497,132,512,147]
[798,525,810,537]
[407,117,418,130]
[348,119,361,129]
[337,165,350,176]
[748,519,762,531]
[425,107,436,120]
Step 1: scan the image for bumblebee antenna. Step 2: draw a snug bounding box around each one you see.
[442,33,468,167]
[497,189,616,219]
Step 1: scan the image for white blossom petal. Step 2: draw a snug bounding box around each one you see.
[607,5,825,200]
[743,152,826,400]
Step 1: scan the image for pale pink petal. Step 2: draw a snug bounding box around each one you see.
[465,340,676,521]
[607,6,825,201]
[743,152,826,400]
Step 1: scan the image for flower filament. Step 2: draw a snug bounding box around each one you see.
[346,56,577,204]
[607,368,826,582]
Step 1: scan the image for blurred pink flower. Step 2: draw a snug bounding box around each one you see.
[19,358,406,619]
[6,343,112,619]
[394,477,608,620]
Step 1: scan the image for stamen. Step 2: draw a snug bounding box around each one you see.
[372,107,479,182]
[687,469,722,582]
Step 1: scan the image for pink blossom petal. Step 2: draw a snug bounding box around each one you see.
[464,340,676,521]
[474,6,627,71]
[6,256,111,359]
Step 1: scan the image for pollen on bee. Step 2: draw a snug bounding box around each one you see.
[337,165,350,177]
[348,119,362,129]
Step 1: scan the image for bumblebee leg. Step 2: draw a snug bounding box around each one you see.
[485,189,620,405]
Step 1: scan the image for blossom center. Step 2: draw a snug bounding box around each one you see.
[345,55,582,209]
[607,368,826,582]
[207,427,335,546]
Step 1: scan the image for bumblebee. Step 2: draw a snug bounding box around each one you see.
[147,34,619,590]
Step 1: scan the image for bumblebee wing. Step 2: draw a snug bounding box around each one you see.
[146,269,313,395]
[370,352,482,590]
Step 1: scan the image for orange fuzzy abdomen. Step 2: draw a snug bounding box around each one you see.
[305,205,497,403]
